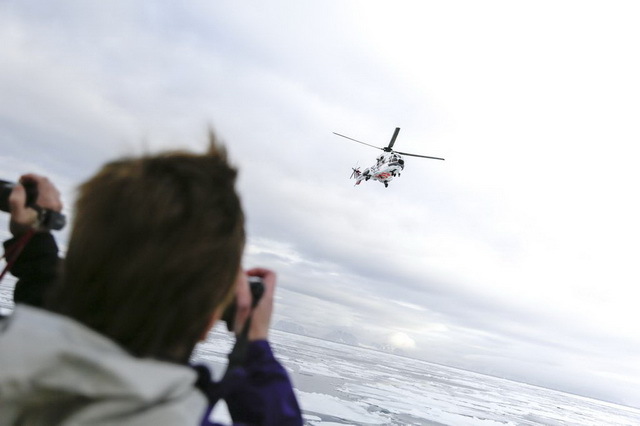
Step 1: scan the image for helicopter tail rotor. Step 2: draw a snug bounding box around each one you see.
[350,167,361,179]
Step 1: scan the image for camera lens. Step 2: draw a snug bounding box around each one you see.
[0,180,39,213]
[0,181,14,212]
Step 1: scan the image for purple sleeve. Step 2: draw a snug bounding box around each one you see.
[223,340,302,426]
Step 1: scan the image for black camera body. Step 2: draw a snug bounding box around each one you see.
[0,180,37,213]
[0,179,66,230]
[222,276,265,331]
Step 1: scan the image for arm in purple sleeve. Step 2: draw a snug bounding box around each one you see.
[224,340,302,426]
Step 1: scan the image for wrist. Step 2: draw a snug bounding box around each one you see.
[249,323,270,341]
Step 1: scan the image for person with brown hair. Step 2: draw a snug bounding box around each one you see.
[0,132,302,425]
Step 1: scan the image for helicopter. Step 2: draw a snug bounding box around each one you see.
[333,127,444,187]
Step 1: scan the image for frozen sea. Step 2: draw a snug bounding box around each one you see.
[194,327,640,426]
[2,277,640,425]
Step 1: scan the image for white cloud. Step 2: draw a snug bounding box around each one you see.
[388,331,416,350]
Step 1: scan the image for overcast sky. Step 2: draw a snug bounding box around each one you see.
[1,0,639,408]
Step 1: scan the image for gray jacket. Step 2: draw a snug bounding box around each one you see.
[0,305,207,425]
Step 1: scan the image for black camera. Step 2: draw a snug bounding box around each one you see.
[0,179,66,230]
[0,180,36,212]
[222,276,265,331]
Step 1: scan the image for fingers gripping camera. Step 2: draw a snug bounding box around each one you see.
[222,276,265,331]
[0,180,66,231]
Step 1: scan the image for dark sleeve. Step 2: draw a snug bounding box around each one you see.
[224,340,302,426]
[3,232,60,308]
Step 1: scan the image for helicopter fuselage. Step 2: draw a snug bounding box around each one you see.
[352,152,404,187]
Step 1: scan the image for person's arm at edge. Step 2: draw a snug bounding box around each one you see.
[3,233,60,307]
[3,174,63,308]
[224,339,302,425]
[224,268,302,425]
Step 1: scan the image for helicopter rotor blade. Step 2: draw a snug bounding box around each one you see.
[333,132,383,151]
[386,127,401,151]
[394,150,445,161]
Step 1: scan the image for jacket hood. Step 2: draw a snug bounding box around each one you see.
[0,305,206,425]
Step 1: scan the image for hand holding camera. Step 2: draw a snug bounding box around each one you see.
[222,275,265,332]
[223,268,276,341]
[244,268,276,341]
[0,174,66,233]
[221,269,276,373]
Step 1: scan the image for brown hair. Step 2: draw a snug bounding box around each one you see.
[47,131,244,362]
